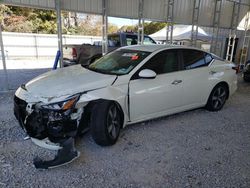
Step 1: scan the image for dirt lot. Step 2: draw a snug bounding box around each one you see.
[0,76,250,188]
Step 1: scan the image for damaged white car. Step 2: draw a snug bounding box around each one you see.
[14,45,237,169]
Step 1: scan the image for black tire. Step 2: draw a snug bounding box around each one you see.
[206,84,228,111]
[243,74,250,82]
[91,100,122,146]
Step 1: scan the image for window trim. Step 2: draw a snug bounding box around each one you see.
[204,53,214,65]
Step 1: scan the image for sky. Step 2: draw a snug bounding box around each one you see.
[108,17,138,27]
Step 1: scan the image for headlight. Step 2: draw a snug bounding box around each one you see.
[41,94,80,111]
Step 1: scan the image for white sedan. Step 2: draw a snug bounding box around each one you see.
[14,45,237,168]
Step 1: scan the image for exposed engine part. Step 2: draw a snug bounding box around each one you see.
[33,137,80,169]
[14,96,83,143]
[26,103,34,115]
[14,96,91,169]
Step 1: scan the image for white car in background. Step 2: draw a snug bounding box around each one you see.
[14,45,237,168]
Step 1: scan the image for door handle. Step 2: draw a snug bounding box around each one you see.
[171,80,182,85]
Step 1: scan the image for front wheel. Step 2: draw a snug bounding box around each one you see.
[91,101,122,146]
[206,84,228,111]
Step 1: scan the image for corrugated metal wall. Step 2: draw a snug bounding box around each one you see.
[2,0,250,29]
[2,0,55,9]
[108,0,139,19]
[62,0,102,14]
[1,32,101,58]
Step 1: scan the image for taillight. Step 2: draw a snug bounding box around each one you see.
[72,48,77,60]
[232,66,239,74]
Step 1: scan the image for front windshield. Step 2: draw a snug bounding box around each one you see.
[88,50,150,75]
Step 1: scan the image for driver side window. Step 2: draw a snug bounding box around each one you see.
[142,50,179,74]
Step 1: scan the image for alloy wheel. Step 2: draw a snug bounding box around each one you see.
[212,86,227,110]
[107,104,120,139]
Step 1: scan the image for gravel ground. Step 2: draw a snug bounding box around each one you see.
[0,75,250,188]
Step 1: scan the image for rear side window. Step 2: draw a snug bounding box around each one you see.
[182,49,207,70]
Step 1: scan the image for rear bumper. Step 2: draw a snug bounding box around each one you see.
[230,80,237,96]
[228,74,237,97]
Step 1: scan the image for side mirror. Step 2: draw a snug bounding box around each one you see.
[138,69,156,79]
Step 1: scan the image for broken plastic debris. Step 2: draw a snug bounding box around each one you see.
[33,137,80,169]
[33,151,80,169]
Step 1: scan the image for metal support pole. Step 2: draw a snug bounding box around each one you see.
[191,0,201,47]
[225,0,241,62]
[55,0,64,67]
[211,0,222,55]
[0,24,9,91]
[138,0,144,45]
[239,10,250,68]
[166,0,174,44]
[102,0,108,55]
[34,35,38,59]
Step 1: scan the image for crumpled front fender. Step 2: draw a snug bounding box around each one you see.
[76,85,129,127]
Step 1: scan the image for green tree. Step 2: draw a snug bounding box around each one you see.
[4,15,34,32]
[118,22,167,35]
[75,15,101,35]
[1,5,58,33]
[119,25,137,32]
[0,5,12,26]
[143,22,167,35]
[108,23,119,34]
[0,5,120,35]
[1,5,35,32]
[28,9,57,33]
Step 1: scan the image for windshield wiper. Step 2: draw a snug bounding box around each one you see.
[84,66,112,75]
[83,64,123,76]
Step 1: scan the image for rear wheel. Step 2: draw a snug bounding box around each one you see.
[206,84,228,111]
[91,100,122,146]
[243,73,250,82]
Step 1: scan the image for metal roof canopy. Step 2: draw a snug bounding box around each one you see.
[1,0,250,28]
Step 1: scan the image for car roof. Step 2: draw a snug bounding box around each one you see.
[119,44,207,53]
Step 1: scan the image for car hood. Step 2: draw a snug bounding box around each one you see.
[19,65,117,103]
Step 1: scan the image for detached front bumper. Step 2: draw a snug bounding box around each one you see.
[14,95,83,169]
[14,96,79,145]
